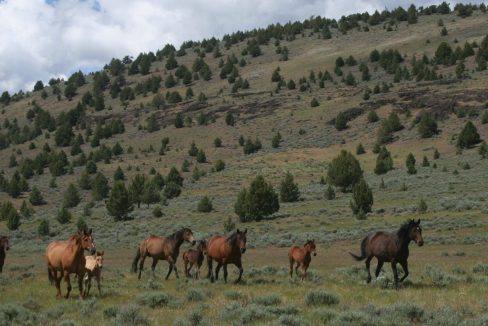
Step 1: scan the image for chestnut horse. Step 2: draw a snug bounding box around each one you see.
[289,239,317,280]
[0,236,10,273]
[206,229,247,284]
[183,240,207,279]
[132,228,196,280]
[45,229,96,299]
[350,219,424,287]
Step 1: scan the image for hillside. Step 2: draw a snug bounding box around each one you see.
[0,3,488,325]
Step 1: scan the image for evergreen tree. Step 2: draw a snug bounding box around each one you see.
[418,111,438,138]
[164,181,181,199]
[214,159,225,172]
[141,181,160,207]
[174,113,184,128]
[271,132,282,148]
[114,166,125,181]
[325,185,336,200]
[56,206,72,224]
[406,153,417,174]
[214,137,222,148]
[327,150,363,192]
[20,200,33,218]
[422,156,430,167]
[234,175,279,222]
[225,112,235,126]
[350,179,373,218]
[279,172,300,202]
[197,196,213,212]
[78,171,92,190]
[374,146,394,175]
[335,112,348,130]
[479,141,488,159]
[167,167,183,186]
[129,174,146,208]
[146,113,160,133]
[196,149,207,163]
[107,182,133,221]
[356,143,365,155]
[112,142,123,156]
[368,110,379,123]
[457,121,481,148]
[29,186,45,205]
[38,219,50,236]
[418,198,428,213]
[91,173,109,201]
[310,98,319,107]
[64,183,81,208]
[86,160,97,174]
[55,123,74,147]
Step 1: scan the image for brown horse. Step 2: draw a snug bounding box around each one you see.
[0,236,10,273]
[206,229,247,284]
[183,240,207,279]
[288,239,317,280]
[83,251,104,297]
[350,219,424,287]
[45,229,96,299]
[132,228,196,280]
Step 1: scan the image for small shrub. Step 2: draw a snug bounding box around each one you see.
[197,196,213,213]
[252,294,281,306]
[137,292,171,309]
[418,198,428,213]
[186,288,206,302]
[305,290,340,306]
[115,304,149,325]
[325,185,336,200]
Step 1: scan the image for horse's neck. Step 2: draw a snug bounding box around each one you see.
[396,234,411,257]
[67,240,85,262]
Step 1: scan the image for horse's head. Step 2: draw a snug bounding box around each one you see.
[0,236,9,251]
[79,229,96,254]
[197,240,207,254]
[182,228,196,245]
[305,239,317,256]
[95,251,104,269]
[232,229,247,254]
[409,219,424,246]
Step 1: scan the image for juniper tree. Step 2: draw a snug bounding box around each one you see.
[356,143,365,155]
[234,175,279,222]
[406,153,417,174]
[325,185,336,200]
[479,141,488,159]
[335,112,348,131]
[214,159,225,172]
[164,182,181,199]
[327,150,363,192]
[367,110,379,123]
[167,167,183,186]
[374,146,394,175]
[422,156,430,167]
[64,183,81,208]
[38,219,50,236]
[271,132,282,148]
[29,186,45,205]
[350,179,373,219]
[197,196,213,213]
[142,181,160,207]
[114,166,125,181]
[107,182,133,221]
[418,111,438,138]
[457,121,481,148]
[129,174,146,208]
[91,173,109,201]
[279,172,300,203]
[56,206,72,224]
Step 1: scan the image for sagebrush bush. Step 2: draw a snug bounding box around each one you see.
[305,290,340,306]
[136,292,171,308]
[186,288,206,302]
[115,304,149,326]
[252,293,281,306]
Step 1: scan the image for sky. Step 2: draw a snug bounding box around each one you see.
[0,0,482,93]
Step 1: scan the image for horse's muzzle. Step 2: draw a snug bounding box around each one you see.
[417,241,424,247]
[90,248,96,255]
[5,247,9,251]
[241,248,246,254]
[313,252,317,256]
[191,240,196,246]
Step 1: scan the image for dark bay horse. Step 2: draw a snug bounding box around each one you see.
[132,228,196,280]
[350,219,424,287]
[45,229,96,299]
[0,236,10,273]
[289,240,316,280]
[207,229,247,284]
[183,240,207,279]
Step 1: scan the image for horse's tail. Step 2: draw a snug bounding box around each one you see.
[47,267,54,284]
[349,236,368,261]
[131,247,141,273]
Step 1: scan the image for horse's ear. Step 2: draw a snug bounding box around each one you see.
[88,228,93,235]
[417,219,421,225]
[236,229,240,233]
[243,228,247,234]
[98,251,104,256]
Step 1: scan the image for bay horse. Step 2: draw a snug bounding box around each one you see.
[132,228,196,280]
[183,240,207,279]
[83,251,104,297]
[0,236,10,273]
[350,219,424,287]
[206,229,247,284]
[45,229,96,299]
[289,239,316,280]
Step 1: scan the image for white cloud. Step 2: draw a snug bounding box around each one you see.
[0,0,481,92]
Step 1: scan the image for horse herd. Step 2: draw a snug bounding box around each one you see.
[0,219,424,299]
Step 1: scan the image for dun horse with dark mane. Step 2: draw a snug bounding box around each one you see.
[289,240,316,280]
[350,219,424,287]
[45,229,96,299]
[132,228,196,280]
[207,229,247,284]
[0,236,10,273]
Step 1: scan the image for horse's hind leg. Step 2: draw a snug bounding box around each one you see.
[365,256,372,283]
[96,274,102,296]
[53,270,62,298]
[375,259,384,278]
[151,258,158,277]
[223,265,228,283]
[301,264,308,281]
[391,262,399,288]
[138,253,147,280]
[215,263,222,281]
[399,260,409,282]
[184,260,189,278]
[207,257,214,282]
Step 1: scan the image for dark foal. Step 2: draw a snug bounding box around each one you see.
[183,240,207,279]
[350,219,424,287]
[0,236,10,273]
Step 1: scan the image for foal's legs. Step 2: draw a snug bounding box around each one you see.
[375,259,384,278]
[96,273,101,296]
[295,263,300,278]
[365,256,372,283]
[399,261,409,282]
[301,264,308,281]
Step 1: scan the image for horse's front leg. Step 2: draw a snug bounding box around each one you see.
[365,256,372,283]
[215,263,222,281]
[234,261,243,284]
[301,264,308,281]
[165,257,175,280]
[391,262,399,288]
[151,258,158,278]
[53,269,62,298]
[399,260,409,282]
[64,271,72,299]
[223,264,228,283]
[77,272,84,300]
[207,257,214,282]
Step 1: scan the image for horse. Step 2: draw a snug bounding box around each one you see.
[83,251,104,297]
[183,240,207,279]
[132,228,196,280]
[288,239,317,280]
[45,229,96,299]
[206,229,247,284]
[349,219,424,287]
[0,236,10,273]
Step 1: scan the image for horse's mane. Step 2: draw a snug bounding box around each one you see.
[169,228,188,240]
[397,220,415,239]
[227,230,239,244]
[67,233,82,245]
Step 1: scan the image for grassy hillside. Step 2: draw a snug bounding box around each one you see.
[0,3,488,325]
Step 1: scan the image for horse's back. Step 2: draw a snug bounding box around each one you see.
[207,236,229,261]
[45,241,68,268]
[367,231,397,259]
[289,246,305,262]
